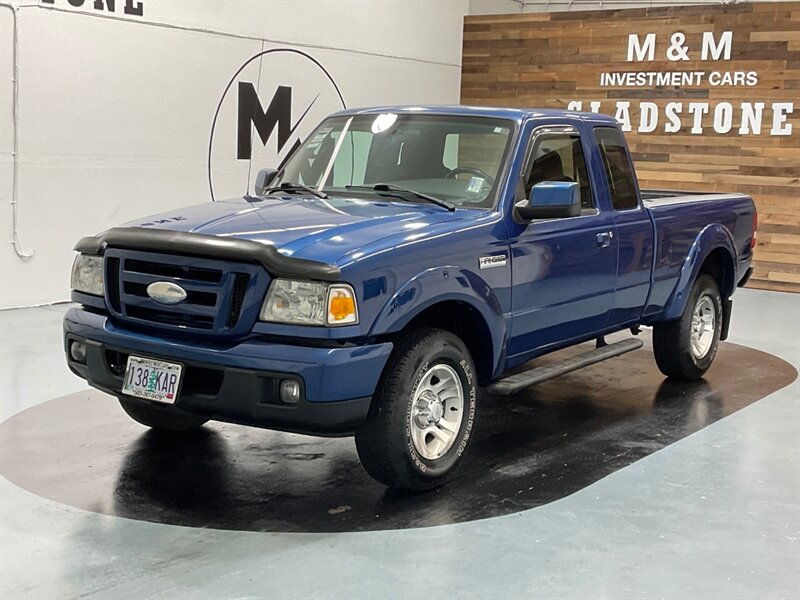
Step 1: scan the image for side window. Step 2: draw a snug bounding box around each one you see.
[594,127,639,211]
[524,133,593,209]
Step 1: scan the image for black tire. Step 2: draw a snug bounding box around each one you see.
[118,397,208,432]
[653,274,723,381]
[355,327,478,491]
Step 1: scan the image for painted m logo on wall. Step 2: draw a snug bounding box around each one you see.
[237,82,317,160]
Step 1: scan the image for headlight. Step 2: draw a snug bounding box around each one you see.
[71,254,104,296]
[260,279,358,326]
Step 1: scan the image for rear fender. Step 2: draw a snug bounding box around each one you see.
[663,224,736,321]
[368,267,507,377]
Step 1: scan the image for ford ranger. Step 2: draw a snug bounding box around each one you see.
[64,106,756,490]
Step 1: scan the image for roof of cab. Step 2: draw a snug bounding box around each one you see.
[328,104,618,125]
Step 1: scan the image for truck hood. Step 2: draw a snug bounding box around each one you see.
[122,195,471,265]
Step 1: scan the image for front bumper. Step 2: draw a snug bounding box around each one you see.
[63,307,393,436]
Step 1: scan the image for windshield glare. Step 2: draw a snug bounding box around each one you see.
[274,113,513,209]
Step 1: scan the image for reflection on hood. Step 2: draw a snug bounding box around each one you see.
[123,195,468,265]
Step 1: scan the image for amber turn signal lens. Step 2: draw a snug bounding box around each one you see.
[326,285,358,325]
[329,295,354,320]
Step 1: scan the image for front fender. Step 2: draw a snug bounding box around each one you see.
[368,266,507,377]
[663,224,736,321]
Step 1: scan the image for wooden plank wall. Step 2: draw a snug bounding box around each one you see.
[462,1,800,292]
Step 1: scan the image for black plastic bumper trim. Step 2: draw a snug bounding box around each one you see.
[65,335,371,437]
[74,227,341,282]
[737,266,753,288]
[721,297,733,341]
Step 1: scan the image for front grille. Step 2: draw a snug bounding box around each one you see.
[126,305,216,329]
[124,259,222,283]
[104,249,266,336]
[123,282,217,306]
[106,257,121,312]
[227,274,251,327]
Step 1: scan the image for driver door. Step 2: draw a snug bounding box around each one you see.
[507,125,618,360]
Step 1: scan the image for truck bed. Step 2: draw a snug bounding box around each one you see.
[641,189,738,202]
[641,190,756,318]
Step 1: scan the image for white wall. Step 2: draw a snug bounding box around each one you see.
[469,0,788,14]
[0,0,469,308]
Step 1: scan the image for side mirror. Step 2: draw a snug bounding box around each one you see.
[515,181,581,220]
[254,168,279,195]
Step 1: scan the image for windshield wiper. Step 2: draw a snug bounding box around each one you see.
[346,184,455,211]
[266,182,328,199]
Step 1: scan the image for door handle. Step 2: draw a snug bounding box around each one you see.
[596,231,613,248]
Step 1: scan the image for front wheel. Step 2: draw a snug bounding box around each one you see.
[355,328,478,491]
[118,397,208,432]
[653,274,723,381]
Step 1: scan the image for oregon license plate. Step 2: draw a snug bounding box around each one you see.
[122,356,182,404]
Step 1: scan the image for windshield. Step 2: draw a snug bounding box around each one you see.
[273,113,513,209]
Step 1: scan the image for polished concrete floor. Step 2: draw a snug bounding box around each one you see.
[1,288,799,599]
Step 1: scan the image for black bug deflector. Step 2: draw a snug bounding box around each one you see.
[74,227,341,282]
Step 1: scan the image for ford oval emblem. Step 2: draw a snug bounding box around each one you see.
[146,281,188,305]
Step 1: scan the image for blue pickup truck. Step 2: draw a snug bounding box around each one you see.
[64,106,756,490]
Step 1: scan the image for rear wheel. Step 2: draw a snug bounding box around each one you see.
[355,327,477,491]
[653,274,723,381]
[118,397,208,432]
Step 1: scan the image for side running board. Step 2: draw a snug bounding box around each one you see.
[486,338,644,397]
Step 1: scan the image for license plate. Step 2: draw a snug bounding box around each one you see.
[122,356,183,404]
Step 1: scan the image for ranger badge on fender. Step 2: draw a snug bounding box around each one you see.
[479,254,508,269]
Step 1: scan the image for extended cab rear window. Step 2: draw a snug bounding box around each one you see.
[594,127,639,211]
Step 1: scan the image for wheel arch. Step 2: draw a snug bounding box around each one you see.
[663,224,736,321]
[368,267,507,385]
[402,300,496,385]
[698,247,736,298]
